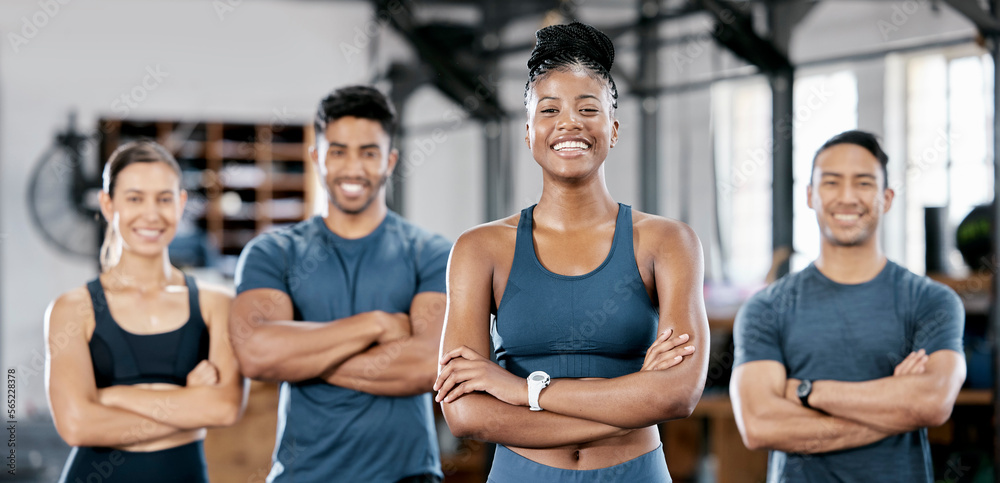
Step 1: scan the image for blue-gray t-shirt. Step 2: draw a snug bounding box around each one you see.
[733,261,964,483]
[234,213,452,483]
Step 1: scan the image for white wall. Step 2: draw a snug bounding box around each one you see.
[400,86,484,239]
[0,0,374,413]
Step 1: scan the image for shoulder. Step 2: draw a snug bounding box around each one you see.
[631,209,702,257]
[741,269,807,316]
[195,279,234,307]
[454,214,519,252]
[450,214,519,268]
[238,219,319,272]
[386,212,453,253]
[46,285,94,335]
[192,279,234,330]
[245,217,318,253]
[888,262,962,311]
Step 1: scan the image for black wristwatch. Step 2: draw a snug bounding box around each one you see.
[797,379,813,409]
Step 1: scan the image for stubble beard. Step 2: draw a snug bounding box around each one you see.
[326,174,390,215]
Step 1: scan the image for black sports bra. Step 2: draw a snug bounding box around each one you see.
[86,275,210,388]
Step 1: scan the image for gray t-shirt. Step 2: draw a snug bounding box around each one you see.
[734,261,964,483]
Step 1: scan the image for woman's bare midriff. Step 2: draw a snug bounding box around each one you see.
[507,426,660,470]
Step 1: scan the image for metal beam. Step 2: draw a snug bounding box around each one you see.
[991,3,1000,480]
[376,0,504,121]
[386,61,433,216]
[482,0,510,220]
[638,0,661,215]
[694,0,791,74]
[945,0,1000,35]
[765,2,811,279]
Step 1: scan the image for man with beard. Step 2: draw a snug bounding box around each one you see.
[730,130,966,482]
[231,85,450,483]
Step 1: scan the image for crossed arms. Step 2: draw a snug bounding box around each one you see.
[229,287,445,397]
[435,219,710,447]
[45,285,246,448]
[730,349,965,454]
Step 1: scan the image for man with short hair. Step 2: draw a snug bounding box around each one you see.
[730,130,966,482]
[231,85,449,483]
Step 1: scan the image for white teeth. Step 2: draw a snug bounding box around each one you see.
[340,183,364,194]
[833,214,860,221]
[553,141,591,151]
[136,229,161,238]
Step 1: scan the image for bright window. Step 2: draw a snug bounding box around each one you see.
[905,53,994,273]
[791,70,859,271]
[712,78,772,284]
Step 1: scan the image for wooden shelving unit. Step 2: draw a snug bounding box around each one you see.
[98,119,318,276]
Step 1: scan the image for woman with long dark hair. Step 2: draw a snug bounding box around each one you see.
[45,140,246,482]
[434,22,709,482]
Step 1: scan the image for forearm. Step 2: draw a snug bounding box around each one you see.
[743,399,891,454]
[55,401,185,448]
[539,371,704,429]
[443,393,630,448]
[328,293,445,396]
[324,337,436,396]
[236,314,382,382]
[101,385,242,430]
[810,376,952,432]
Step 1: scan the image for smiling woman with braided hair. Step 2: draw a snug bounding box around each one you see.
[434,21,708,482]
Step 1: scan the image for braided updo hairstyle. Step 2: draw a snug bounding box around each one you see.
[524,21,618,111]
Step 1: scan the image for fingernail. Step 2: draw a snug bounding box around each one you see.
[680,334,689,340]
[674,356,682,361]
[685,346,694,351]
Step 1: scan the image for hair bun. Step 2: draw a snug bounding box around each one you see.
[528,21,614,75]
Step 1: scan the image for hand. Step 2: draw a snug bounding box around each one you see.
[186,360,220,387]
[785,378,802,403]
[434,346,527,406]
[374,311,410,344]
[894,349,928,376]
[641,328,696,371]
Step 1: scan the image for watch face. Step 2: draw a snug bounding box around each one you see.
[797,380,811,398]
[528,371,549,384]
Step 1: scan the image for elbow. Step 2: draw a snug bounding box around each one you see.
[209,396,244,428]
[440,404,470,438]
[59,425,86,448]
[208,382,248,428]
[738,414,777,451]
[237,362,260,381]
[216,401,242,427]
[55,410,92,447]
[446,419,476,439]
[654,385,702,423]
[917,398,954,428]
[740,423,770,451]
[670,394,700,420]
[733,405,772,452]
[233,336,274,381]
[440,400,481,439]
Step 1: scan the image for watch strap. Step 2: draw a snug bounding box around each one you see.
[798,380,813,409]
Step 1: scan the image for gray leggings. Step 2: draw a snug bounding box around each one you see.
[487,444,671,483]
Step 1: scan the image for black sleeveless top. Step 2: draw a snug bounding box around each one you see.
[86,275,210,388]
